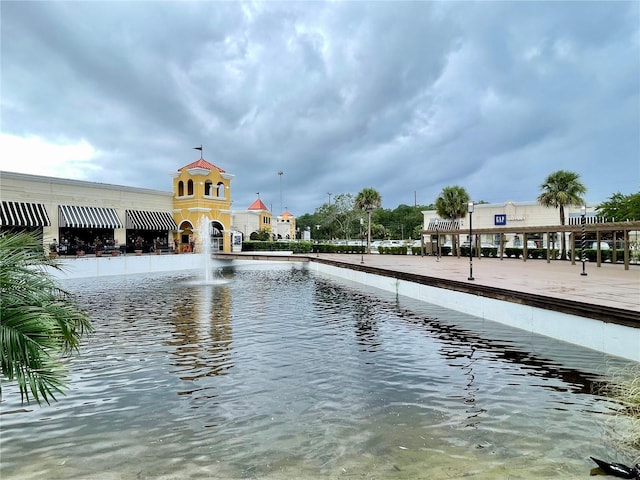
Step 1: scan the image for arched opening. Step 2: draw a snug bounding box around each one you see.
[187,179,194,196]
[210,221,224,252]
[178,181,184,197]
[216,182,225,198]
[204,180,213,196]
[178,220,194,252]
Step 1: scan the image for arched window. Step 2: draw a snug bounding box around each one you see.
[216,182,225,197]
[178,181,184,197]
[187,179,194,196]
[204,180,213,196]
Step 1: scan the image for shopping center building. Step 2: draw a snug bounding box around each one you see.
[421,201,639,268]
[0,155,293,254]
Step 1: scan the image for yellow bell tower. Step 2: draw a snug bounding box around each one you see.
[172,153,234,253]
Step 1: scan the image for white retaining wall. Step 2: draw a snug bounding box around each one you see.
[307,261,640,362]
[46,254,208,279]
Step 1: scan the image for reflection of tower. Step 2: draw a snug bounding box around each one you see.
[168,284,234,394]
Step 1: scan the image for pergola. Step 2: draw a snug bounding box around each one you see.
[420,220,640,270]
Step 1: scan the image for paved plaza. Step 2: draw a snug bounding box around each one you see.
[313,253,640,314]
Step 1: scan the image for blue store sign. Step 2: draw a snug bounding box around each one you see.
[494,214,506,226]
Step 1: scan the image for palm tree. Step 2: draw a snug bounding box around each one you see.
[1,231,92,405]
[435,185,470,256]
[537,170,586,260]
[355,187,382,254]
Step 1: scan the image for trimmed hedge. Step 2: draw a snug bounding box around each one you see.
[378,245,407,255]
[242,241,312,254]
[460,246,499,258]
[582,249,625,263]
[311,244,366,254]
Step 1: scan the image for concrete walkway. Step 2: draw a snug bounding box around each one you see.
[313,253,640,314]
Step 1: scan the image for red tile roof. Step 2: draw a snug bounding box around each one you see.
[248,198,269,211]
[179,158,226,173]
[280,211,293,217]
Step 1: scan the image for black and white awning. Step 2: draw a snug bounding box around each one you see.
[1,201,51,227]
[126,210,177,230]
[59,205,123,229]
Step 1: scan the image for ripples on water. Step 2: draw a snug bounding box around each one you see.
[0,264,636,479]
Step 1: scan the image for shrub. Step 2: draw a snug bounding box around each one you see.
[378,246,407,255]
[242,241,312,253]
[504,248,520,258]
[311,244,364,254]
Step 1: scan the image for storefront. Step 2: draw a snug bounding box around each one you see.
[126,209,177,253]
[0,201,51,236]
[58,205,123,255]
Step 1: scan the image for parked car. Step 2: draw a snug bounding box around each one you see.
[370,241,383,251]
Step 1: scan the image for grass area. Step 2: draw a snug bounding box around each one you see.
[602,366,640,461]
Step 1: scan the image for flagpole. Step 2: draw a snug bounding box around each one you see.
[193,145,203,159]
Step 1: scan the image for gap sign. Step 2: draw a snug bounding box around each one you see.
[494,214,507,226]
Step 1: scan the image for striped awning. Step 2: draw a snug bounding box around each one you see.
[1,201,51,227]
[126,210,177,230]
[59,205,122,229]
[427,218,460,230]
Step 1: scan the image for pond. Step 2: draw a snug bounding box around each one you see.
[0,263,637,479]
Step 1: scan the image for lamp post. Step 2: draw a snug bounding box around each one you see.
[580,205,587,276]
[468,201,474,281]
[360,218,364,264]
[316,225,320,257]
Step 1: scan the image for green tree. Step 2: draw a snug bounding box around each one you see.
[1,231,92,405]
[537,170,586,260]
[596,192,640,221]
[373,204,433,240]
[355,187,382,253]
[250,228,272,241]
[330,193,359,240]
[435,185,470,256]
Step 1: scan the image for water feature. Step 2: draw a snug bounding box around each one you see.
[198,214,213,283]
[1,264,637,479]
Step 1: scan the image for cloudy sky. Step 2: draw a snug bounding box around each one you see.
[2,1,638,215]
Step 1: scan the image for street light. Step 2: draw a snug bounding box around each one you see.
[360,218,364,264]
[468,201,474,281]
[316,225,320,257]
[580,205,587,276]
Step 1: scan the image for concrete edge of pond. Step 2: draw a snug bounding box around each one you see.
[217,252,640,362]
[304,259,639,362]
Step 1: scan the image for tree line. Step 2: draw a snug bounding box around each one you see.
[297,170,638,251]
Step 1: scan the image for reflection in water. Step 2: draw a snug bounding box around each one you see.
[0,265,636,480]
[167,282,233,392]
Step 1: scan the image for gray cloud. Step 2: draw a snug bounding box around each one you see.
[2,1,638,214]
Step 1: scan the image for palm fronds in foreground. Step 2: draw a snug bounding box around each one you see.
[1,231,93,405]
